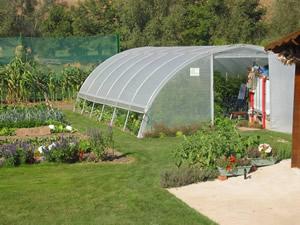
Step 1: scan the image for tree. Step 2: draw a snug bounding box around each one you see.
[211,0,266,44]
[72,0,118,36]
[268,0,300,40]
[39,4,73,37]
[181,0,227,45]
[114,0,152,49]
[0,0,39,36]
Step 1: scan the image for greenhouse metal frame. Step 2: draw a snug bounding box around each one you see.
[78,44,293,137]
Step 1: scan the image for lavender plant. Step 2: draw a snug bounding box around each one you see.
[42,135,79,163]
[0,141,35,167]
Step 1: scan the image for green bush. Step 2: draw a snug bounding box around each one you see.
[174,118,258,168]
[160,167,218,188]
[42,136,79,163]
[86,127,114,161]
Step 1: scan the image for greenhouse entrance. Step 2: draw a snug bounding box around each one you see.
[77,45,269,137]
[213,54,269,129]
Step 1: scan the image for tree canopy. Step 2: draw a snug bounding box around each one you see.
[0,0,299,49]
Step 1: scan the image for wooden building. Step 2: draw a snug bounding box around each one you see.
[265,31,300,168]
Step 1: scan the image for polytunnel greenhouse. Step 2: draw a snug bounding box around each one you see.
[78,44,292,137]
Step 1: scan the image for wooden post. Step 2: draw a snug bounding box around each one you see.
[292,63,300,168]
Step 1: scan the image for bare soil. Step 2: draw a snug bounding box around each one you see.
[0,130,88,141]
[16,126,51,137]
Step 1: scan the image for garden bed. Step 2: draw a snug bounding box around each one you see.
[0,129,87,141]
[83,149,135,164]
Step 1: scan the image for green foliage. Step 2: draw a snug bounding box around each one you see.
[0,56,89,102]
[0,141,35,167]
[0,57,40,103]
[0,104,66,128]
[39,4,73,37]
[181,0,226,45]
[72,0,118,36]
[174,118,258,168]
[42,136,79,163]
[0,0,297,50]
[267,0,300,42]
[160,167,218,188]
[214,72,247,116]
[0,0,38,36]
[210,0,266,44]
[86,103,142,135]
[144,123,201,138]
[86,127,115,161]
[0,127,16,136]
[216,155,251,169]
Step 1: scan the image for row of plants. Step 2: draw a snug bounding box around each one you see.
[161,167,218,188]
[0,128,115,168]
[144,123,202,138]
[78,100,205,137]
[0,56,91,103]
[0,104,66,129]
[0,127,16,136]
[161,118,288,187]
[78,101,142,135]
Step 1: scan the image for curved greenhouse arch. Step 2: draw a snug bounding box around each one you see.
[78,44,268,137]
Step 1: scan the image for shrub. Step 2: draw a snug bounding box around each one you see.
[42,136,79,163]
[86,127,114,161]
[274,146,291,161]
[174,118,258,168]
[160,167,218,188]
[0,141,35,167]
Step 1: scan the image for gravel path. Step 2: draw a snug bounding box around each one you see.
[168,160,300,225]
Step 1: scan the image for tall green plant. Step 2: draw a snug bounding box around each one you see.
[174,118,257,168]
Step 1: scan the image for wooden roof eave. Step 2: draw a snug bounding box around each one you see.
[265,30,300,65]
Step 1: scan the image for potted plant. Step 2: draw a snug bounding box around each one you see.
[247,143,277,167]
[216,155,252,177]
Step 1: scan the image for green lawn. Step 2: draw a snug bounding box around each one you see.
[0,111,291,225]
[0,110,215,225]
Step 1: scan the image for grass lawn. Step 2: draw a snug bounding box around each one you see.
[0,110,291,225]
[0,110,215,225]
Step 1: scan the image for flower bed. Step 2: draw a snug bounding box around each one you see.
[216,155,252,177]
[0,127,129,168]
[172,118,282,183]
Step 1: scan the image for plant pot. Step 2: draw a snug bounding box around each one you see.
[217,165,252,177]
[250,157,277,167]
